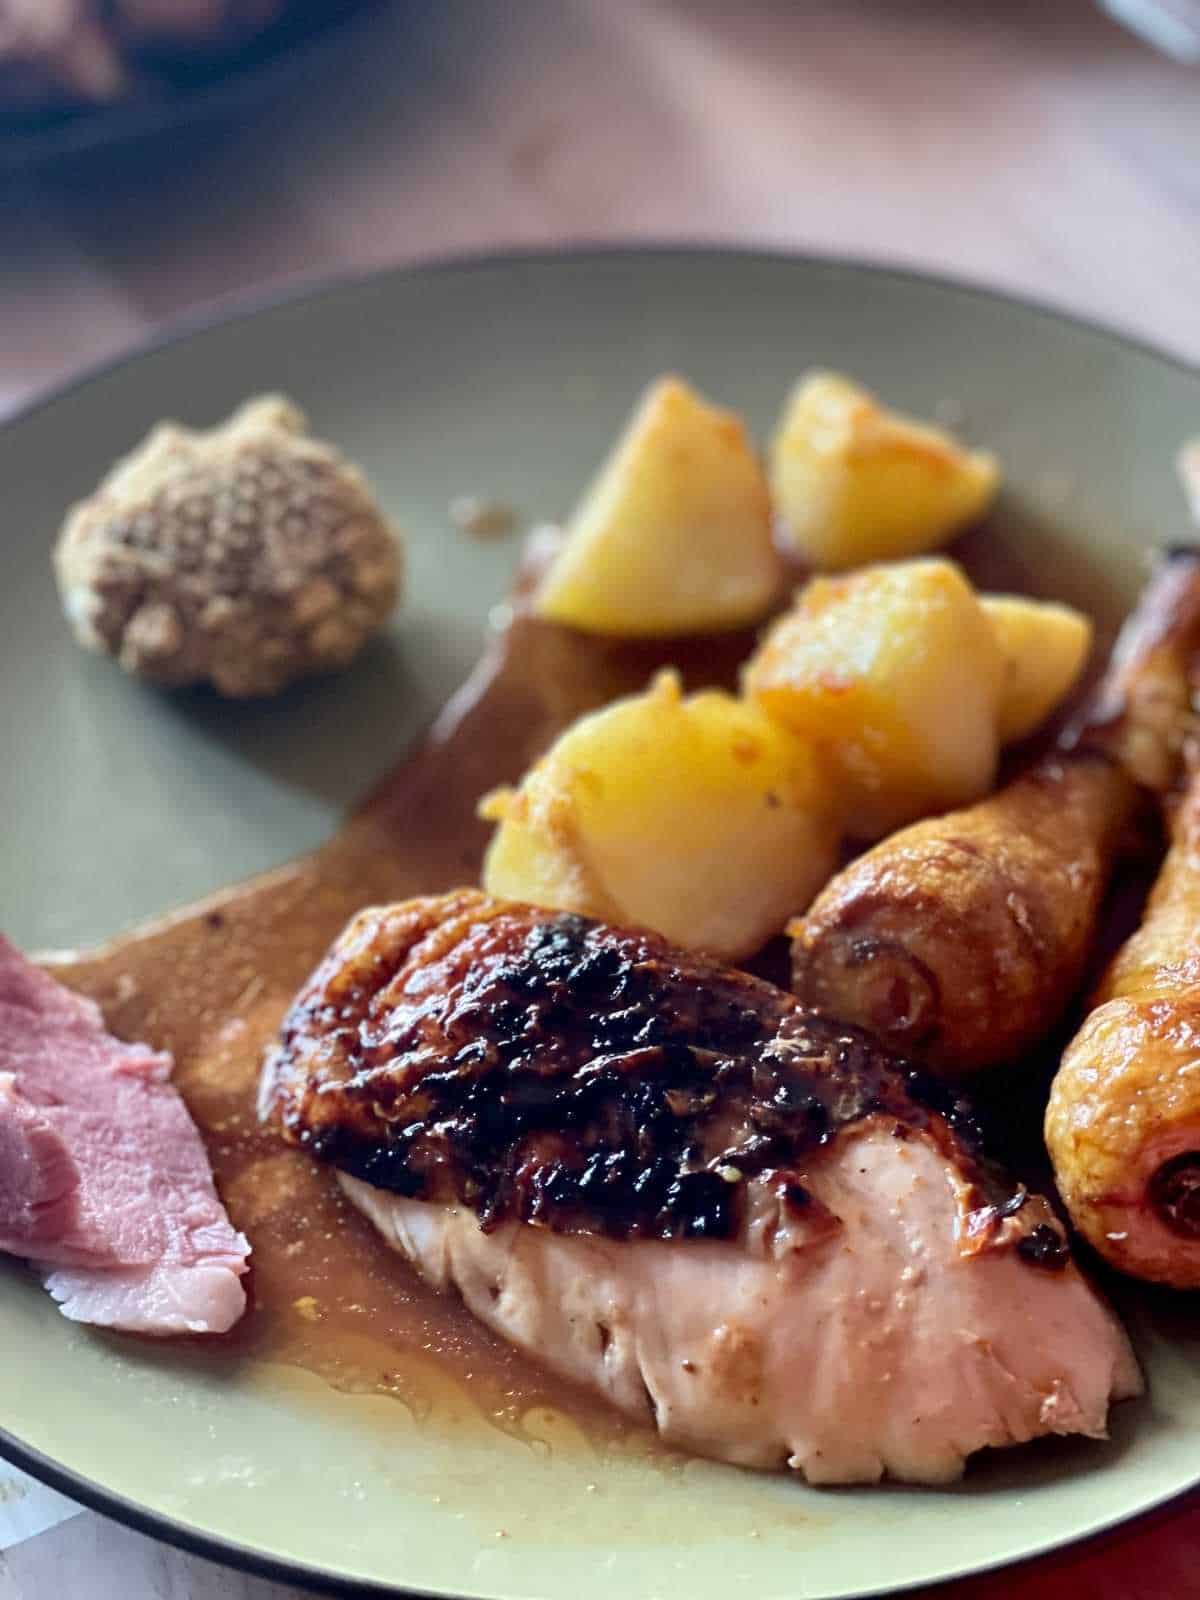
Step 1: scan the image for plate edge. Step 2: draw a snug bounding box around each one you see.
[4,243,1197,438]
[4,241,1199,1597]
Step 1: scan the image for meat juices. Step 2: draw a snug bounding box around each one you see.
[0,938,248,1334]
[261,891,1140,1485]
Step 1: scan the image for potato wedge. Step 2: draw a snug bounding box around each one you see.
[534,377,783,635]
[744,558,1004,839]
[770,371,999,570]
[480,670,837,960]
[982,594,1093,743]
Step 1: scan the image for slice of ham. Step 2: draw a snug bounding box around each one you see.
[0,936,248,1334]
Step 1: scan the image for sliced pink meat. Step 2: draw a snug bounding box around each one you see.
[44,1259,248,1336]
[0,1073,81,1252]
[0,936,248,1334]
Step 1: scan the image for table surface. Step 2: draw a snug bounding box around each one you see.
[1,2,1198,1596]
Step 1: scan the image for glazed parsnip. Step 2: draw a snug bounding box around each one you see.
[480,670,838,962]
[791,550,1200,1078]
[1047,763,1200,1287]
[792,752,1132,1078]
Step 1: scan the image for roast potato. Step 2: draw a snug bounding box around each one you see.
[982,594,1093,743]
[480,670,837,960]
[534,377,783,636]
[770,372,999,570]
[744,558,1004,839]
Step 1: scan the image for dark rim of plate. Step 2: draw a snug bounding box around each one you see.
[0,243,1197,1600]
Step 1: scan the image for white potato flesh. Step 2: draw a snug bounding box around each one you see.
[744,558,1004,840]
[534,377,783,636]
[481,670,838,960]
[981,594,1093,744]
[770,371,999,570]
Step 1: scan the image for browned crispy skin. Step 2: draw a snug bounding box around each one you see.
[791,550,1200,1078]
[791,752,1131,1078]
[1047,761,1200,1286]
[260,890,1064,1258]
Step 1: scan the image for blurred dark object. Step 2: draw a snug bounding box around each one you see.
[0,0,379,162]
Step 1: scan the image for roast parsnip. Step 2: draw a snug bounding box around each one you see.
[1047,762,1200,1288]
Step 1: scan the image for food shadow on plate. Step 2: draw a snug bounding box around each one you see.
[932,1394,1145,1498]
[953,499,1126,662]
[149,490,1117,816]
[940,1275,1200,1501]
[164,608,479,810]
[1123,1281,1200,1358]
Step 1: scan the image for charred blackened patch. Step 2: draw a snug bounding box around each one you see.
[263,892,1047,1250]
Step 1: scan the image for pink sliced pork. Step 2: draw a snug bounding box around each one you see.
[0,936,248,1334]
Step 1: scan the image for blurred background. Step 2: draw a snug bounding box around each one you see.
[2,0,1198,425]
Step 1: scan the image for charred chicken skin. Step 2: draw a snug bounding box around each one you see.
[261,890,1139,1484]
[791,550,1200,1077]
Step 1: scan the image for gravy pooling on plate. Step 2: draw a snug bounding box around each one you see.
[44,602,755,1443]
[39,522,1126,1453]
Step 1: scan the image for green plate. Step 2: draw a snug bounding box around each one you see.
[2,249,1199,1598]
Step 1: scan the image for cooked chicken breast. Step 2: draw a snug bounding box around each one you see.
[261,891,1140,1484]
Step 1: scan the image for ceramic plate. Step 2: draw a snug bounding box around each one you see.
[2,249,1199,1599]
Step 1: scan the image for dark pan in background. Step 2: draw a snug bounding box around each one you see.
[0,1,383,169]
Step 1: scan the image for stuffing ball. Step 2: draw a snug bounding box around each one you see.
[53,395,403,697]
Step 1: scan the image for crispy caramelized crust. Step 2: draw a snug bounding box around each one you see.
[792,750,1132,1076]
[792,550,1200,1077]
[1047,763,1200,1286]
[260,890,1064,1258]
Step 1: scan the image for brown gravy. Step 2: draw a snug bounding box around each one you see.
[46,604,754,1446]
[42,522,1120,1447]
